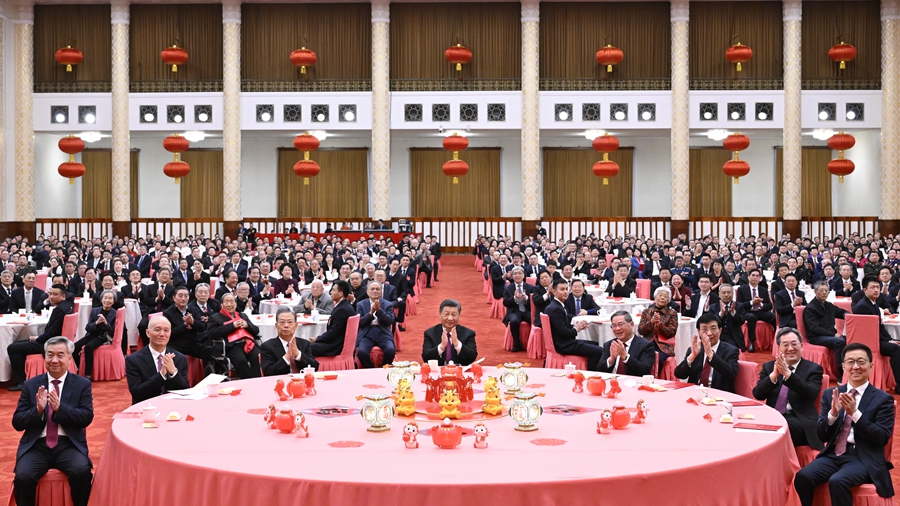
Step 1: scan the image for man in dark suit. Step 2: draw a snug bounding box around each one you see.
[546,279,604,370]
[125,315,190,405]
[709,284,746,351]
[135,246,152,279]
[224,251,248,283]
[387,259,409,331]
[490,254,511,301]
[8,285,75,391]
[10,272,46,314]
[806,280,849,383]
[260,307,320,375]
[172,258,192,288]
[830,263,862,297]
[564,279,600,318]
[794,343,895,506]
[753,328,824,449]
[430,236,442,282]
[605,264,636,298]
[163,286,213,364]
[502,267,534,352]
[309,280,355,357]
[673,313,740,393]
[774,273,806,328]
[735,268,776,353]
[12,337,94,506]
[355,282,395,368]
[421,299,478,366]
[120,270,144,304]
[140,267,176,314]
[597,310,656,376]
[0,269,16,313]
[683,274,719,318]
[852,276,900,394]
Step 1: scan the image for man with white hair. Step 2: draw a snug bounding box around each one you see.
[301,279,333,315]
[125,315,189,405]
[354,281,395,368]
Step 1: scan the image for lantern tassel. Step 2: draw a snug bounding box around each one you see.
[304,178,310,185]
[840,61,846,70]
[733,177,740,184]
[839,175,844,183]
[304,151,310,161]
[603,153,609,162]
[69,154,75,163]
[175,178,180,184]
[453,177,459,184]
[69,178,74,185]
[66,64,72,72]
[838,150,844,158]
[172,64,178,73]
[301,66,307,75]
[453,151,459,160]
[456,63,462,72]
[603,178,609,185]
[607,64,612,73]
[736,62,742,72]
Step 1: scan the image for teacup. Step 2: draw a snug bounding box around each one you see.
[207,383,220,397]
[141,406,158,423]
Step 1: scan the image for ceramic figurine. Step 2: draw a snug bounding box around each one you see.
[573,371,585,393]
[611,403,630,429]
[471,362,483,383]
[606,376,622,398]
[439,388,461,419]
[473,422,489,449]
[294,412,309,438]
[289,376,307,398]
[394,379,417,417]
[358,393,395,432]
[597,409,612,434]
[482,377,503,416]
[304,371,316,396]
[275,379,289,401]
[632,399,648,424]
[264,404,277,429]
[431,418,463,449]
[402,421,420,449]
[586,375,605,395]
[275,406,296,433]
[420,363,431,383]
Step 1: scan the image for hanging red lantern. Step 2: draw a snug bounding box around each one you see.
[58,162,86,185]
[592,160,619,185]
[164,161,191,184]
[161,45,189,81]
[442,133,468,162]
[290,47,317,75]
[445,44,473,76]
[55,45,83,74]
[723,159,750,184]
[592,134,620,156]
[595,45,624,74]
[442,159,469,184]
[827,132,855,156]
[723,133,750,152]
[827,158,855,183]
[293,133,320,153]
[829,42,857,70]
[57,135,86,184]
[293,159,321,185]
[725,42,753,72]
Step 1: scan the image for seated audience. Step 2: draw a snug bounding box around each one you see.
[355,281,395,368]
[673,313,740,393]
[206,293,261,379]
[125,315,189,405]
[301,279,333,315]
[7,284,75,391]
[73,289,118,378]
[637,286,679,373]
[605,264,636,298]
[502,266,533,352]
[422,299,478,366]
[309,280,355,357]
[546,279,603,370]
[597,310,656,376]
[852,275,900,394]
[260,307,320,375]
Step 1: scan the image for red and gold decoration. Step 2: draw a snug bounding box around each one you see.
[828,41,857,70]
[293,132,321,185]
[725,41,753,73]
[163,133,190,184]
[55,45,83,76]
[827,131,856,182]
[595,44,624,75]
[161,44,189,82]
[290,46,317,76]
[58,135,85,184]
[442,133,469,184]
[445,43,473,78]
[723,132,750,183]
[591,133,620,185]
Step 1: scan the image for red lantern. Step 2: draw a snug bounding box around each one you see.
[442,133,468,162]
[293,159,321,185]
[58,135,86,159]
[723,133,750,152]
[592,160,619,185]
[827,158,855,183]
[829,42,857,70]
[827,132,855,156]
[725,42,753,72]
[58,162,85,185]
[445,44,473,74]
[163,133,190,164]
[290,47,317,75]
[161,45,189,81]
[595,45,624,74]
[723,159,750,184]
[592,134,620,155]
[163,161,191,184]
[293,133,320,153]
[54,45,83,73]
[442,159,469,184]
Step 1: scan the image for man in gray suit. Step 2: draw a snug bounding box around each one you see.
[300,280,333,315]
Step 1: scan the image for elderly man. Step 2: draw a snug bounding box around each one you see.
[164,286,213,366]
[709,284,747,352]
[10,272,46,314]
[674,313,740,393]
[502,267,534,352]
[354,282,395,368]
[422,299,478,366]
[8,284,75,391]
[140,266,175,314]
[189,283,221,322]
[597,310,656,375]
[13,337,94,506]
[301,279,333,315]
[348,272,367,306]
[260,307,319,375]
[125,315,189,405]
[0,269,16,313]
[234,282,254,313]
[753,327,824,450]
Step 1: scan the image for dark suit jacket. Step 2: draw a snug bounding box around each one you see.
[84,306,116,342]
[752,358,824,449]
[120,283,143,301]
[125,346,190,405]
[804,297,847,338]
[531,285,553,327]
[37,300,75,345]
[188,299,222,321]
[9,286,46,313]
[852,298,892,342]
[564,292,600,317]
[683,291,720,318]
[709,301,746,351]
[851,290,893,313]
[421,324,478,366]
[260,336,319,375]
[172,269,193,288]
[13,373,93,461]
[214,285,236,302]
[830,276,861,297]
[206,312,260,347]
[310,299,355,357]
[816,384,895,498]
[606,278,636,297]
[489,263,508,299]
[673,340,740,393]
[0,285,13,313]
[224,262,248,282]
[135,255,152,278]
[597,335,656,376]
[355,298,394,344]
[736,284,773,312]
[774,288,806,328]
[387,270,410,302]
[546,298,584,355]
[503,282,535,324]
[140,283,176,313]
[163,304,208,348]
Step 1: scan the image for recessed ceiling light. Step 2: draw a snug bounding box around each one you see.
[55,113,66,123]
[557,111,569,121]
[614,111,625,121]
[641,111,652,121]
[818,111,829,120]
[173,114,183,123]
[260,112,272,122]
[144,113,155,122]
[846,110,856,120]
[84,113,96,124]
[703,111,713,120]
[198,112,209,122]
[343,110,355,121]
[707,129,729,141]
[316,113,326,122]
[757,112,767,120]
[730,111,740,120]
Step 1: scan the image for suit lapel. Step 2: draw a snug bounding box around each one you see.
[855,385,875,417]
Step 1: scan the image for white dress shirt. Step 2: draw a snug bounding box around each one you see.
[280,336,302,365]
[827,381,869,445]
[40,371,68,438]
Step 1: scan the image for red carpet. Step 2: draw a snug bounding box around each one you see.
[1,254,900,503]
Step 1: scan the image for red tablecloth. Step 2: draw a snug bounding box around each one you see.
[256,232,416,244]
[89,368,799,506]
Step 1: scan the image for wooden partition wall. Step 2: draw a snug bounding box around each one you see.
[801,1,881,81]
[689,148,733,217]
[775,147,833,217]
[277,149,369,218]
[410,148,500,217]
[34,5,111,83]
[542,148,634,217]
[539,2,670,80]
[690,2,783,80]
[130,4,223,82]
[241,4,371,81]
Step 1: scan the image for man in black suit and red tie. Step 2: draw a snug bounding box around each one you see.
[502,267,533,352]
[8,285,75,391]
[260,307,319,375]
[421,299,478,366]
[673,313,740,393]
[851,276,900,394]
[597,311,656,376]
[125,315,189,405]
[794,343,895,506]
[735,268,776,353]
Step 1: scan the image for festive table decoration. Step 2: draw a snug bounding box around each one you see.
[439,389,462,419]
[611,403,631,430]
[586,375,605,395]
[508,391,544,431]
[470,362,483,383]
[473,422,489,449]
[605,376,622,398]
[420,363,431,383]
[431,418,463,449]
[357,393,395,432]
[275,406,296,433]
[597,409,612,434]
[499,362,529,393]
[403,421,420,449]
[275,379,289,401]
[425,370,474,403]
[289,375,308,398]
[720,402,734,424]
[304,367,317,396]
[482,377,504,416]
[264,404,277,429]
[387,361,416,392]
[572,371,585,393]
[440,363,464,378]
[295,412,310,437]
[394,379,416,416]
[632,399,649,424]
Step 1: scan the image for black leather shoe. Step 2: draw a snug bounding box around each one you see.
[8,383,23,391]
[399,325,406,332]
[511,346,524,352]
[747,343,756,353]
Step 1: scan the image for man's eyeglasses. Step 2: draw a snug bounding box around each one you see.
[843,358,869,367]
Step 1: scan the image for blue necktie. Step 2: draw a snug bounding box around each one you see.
[575,298,581,313]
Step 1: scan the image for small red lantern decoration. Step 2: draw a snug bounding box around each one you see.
[445,44,473,77]
[592,160,619,185]
[58,135,86,184]
[293,160,321,184]
[164,161,191,182]
[163,133,190,183]
[827,158,855,183]
[290,47,317,75]
[725,41,753,73]
[595,44,624,74]
[723,132,750,183]
[58,162,86,184]
[442,133,469,153]
[55,45,83,74]
[827,131,856,183]
[723,133,750,152]
[161,45,189,81]
[442,159,469,184]
[591,133,620,185]
[293,133,320,185]
[829,42,857,70]
[723,160,750,183]
[293,133,320,153]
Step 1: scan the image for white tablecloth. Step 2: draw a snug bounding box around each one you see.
[0,316,48,382]
[248,314,329,342]
[581,290,653,314]
[257,294,315,314]
[575,314,697,362]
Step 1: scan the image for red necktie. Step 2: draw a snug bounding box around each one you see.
[615,349,627,375]
[46,379,61,449]
[445,332,453,363]
[699,357,711,387]
[287,340,299,373]
[835,388,859,456]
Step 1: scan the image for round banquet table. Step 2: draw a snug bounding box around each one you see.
[580,290,653,315]
[575,314,697,361]
[0,315,48,382]
[88,367,799,506]
[248,313,329,342]
[258,293,316,314]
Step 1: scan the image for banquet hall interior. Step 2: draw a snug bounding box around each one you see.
[2,0,900,504]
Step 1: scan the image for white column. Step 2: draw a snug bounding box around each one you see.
[222,1,242,223]
[882,0,900,221]
[670,0,689,222]
[111,1,131,222]
[370,0,390,220]
[14,3,33,223]
[521,1,540,222]
[0,11,6,222]
[782,0,802,221]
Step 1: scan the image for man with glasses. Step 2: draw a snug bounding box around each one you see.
[752,327,824,450]
[597,311,656,376]
[794,343,895,506]
[851,276,900,394]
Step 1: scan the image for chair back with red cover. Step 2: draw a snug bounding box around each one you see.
[340,314,361,358]
[845,314,880,351]
[61,313,78,342]
[794,306,808,341]
[539,313,557,354]
[734,360,759,398]
[636,279,650,299]
[111,307,126,350]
